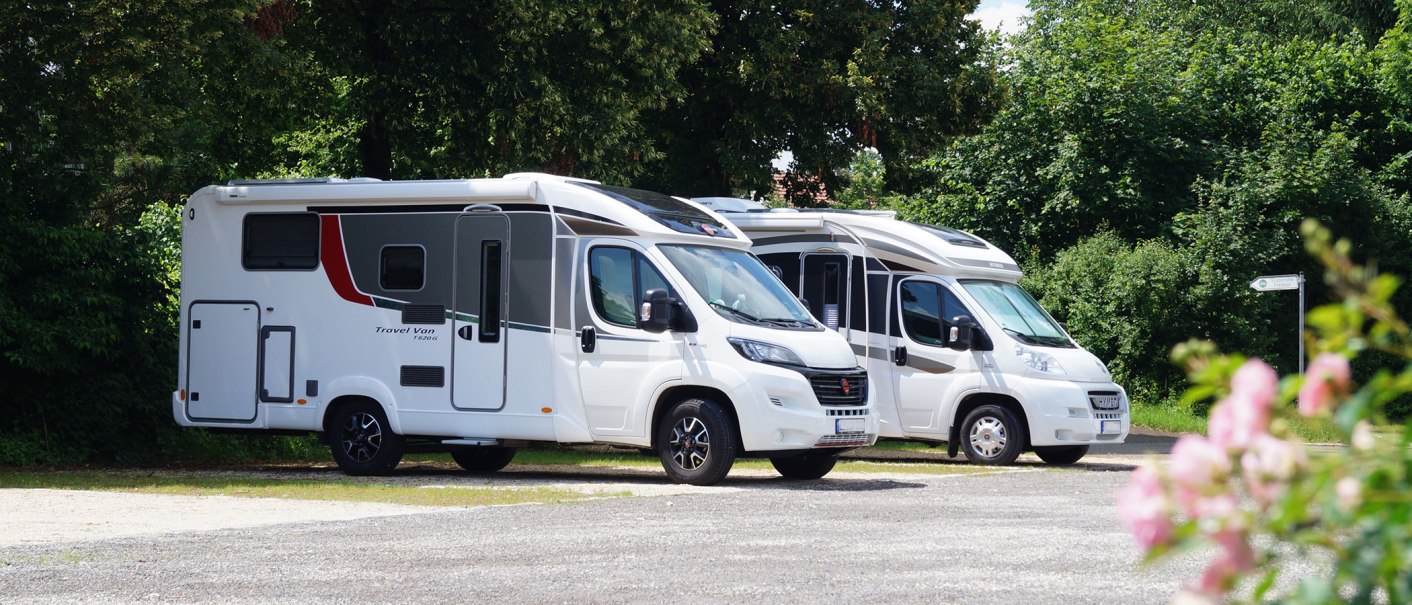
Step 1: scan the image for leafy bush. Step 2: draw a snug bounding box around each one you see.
[1118,220,1412,603]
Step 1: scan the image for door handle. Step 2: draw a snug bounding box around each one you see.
[457,325,474,340]
[580,327,596,353]
[894,345,907,366]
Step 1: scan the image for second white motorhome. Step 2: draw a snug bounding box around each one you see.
[172,175,877,485]
[699,198,1128,465]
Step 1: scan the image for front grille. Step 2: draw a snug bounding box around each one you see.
[809,372,868,406]
[1088,391,1123,411]
[816,434,872,447]
[1095,412,1123,420]
[827,408,868,417]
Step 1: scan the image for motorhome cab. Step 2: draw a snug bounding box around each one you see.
[699,198,1128,465]
[173,175,877,485]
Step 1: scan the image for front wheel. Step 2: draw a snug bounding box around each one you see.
[959,404,1026,466]
[656,398,737,486]
[770,452,838,480]
[451,446,517,473]
[1034,445,1089,465]
[329,399,405,476]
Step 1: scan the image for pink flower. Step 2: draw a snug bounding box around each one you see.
[1169,434,1231,493]
[1116,464,1172,552]
[1299,353,1351,417]
[1207,359,1277,450]
[1240,434,1306,508]
[1196,531,1256,596]
[1231,358,1278,409]
[1190,492,1241,526]
[1336,476,1362,513]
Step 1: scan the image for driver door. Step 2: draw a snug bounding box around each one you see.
[575,244,683,438]
[892,277,978,434]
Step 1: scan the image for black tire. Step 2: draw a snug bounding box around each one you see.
[329,399,405,476]
[959,404,1026,466]
[656,398,737,486]
[1034,445,1089,465]
[770,452,839,480]
[450,446,517,473]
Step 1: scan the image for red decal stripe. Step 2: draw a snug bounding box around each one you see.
[320,215,373,306]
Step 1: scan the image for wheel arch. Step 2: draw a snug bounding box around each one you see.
[321,394,389,436]
[650,385,739,450]
[947,391,1031,455]
[321,376,401,434]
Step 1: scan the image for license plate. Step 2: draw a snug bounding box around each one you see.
[835,418,865,434]
[1100,420,1120,435]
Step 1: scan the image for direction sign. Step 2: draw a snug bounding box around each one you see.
[1250,274,1301,291]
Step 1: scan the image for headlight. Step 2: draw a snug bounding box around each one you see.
[1015,344,1065,375]
[727,338,805,366]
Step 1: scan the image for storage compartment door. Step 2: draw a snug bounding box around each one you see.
[187,302,260,422]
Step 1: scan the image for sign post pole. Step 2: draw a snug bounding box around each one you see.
[1298,272,1305,375]
[1249,273,1306,376]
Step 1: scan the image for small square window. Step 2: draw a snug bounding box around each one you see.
[380,246,425,291]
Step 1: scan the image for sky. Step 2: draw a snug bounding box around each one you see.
[972,0,1032,37]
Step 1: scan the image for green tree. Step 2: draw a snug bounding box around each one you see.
[280,0,715,182]
[635,0,1001,204]
[0,0,308,462]
[909,0,1412,400]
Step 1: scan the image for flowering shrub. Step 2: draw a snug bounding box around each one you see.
[1117,220,1412,604]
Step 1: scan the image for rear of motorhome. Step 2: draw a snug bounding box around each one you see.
[699,198,1128,465]
[173,175,877,485]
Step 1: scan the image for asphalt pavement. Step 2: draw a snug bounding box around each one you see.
[0,460,1205,605]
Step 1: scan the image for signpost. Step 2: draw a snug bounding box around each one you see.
[1250,273,1305,374]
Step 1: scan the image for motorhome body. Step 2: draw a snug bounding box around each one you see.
[698,198,1128,465]
[173,175,877,485]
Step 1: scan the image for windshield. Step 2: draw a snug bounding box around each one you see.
[959,280,1073,348]
[659,245,817,328]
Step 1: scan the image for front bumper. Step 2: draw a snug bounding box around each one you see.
[1018,380,1130,447]
[726,364,879,453]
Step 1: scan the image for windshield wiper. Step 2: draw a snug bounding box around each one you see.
[709,300,764,324]
[1001,327,1041,346]
[758,317,814,328]
[1003,327,1073,348]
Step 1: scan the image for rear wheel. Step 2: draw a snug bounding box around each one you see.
[451,446,517,473]
[959,404,1026,466]
[770,452,839,480]
[656,398,737,486]
[1034,445,1089,465]
[329,399,405,476]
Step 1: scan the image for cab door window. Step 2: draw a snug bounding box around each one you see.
[899,280,968,347]
[589,247,674,328]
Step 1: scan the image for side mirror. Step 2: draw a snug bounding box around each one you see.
[639,289,673,333]
[948,315,978,351]
[639,289,697,333]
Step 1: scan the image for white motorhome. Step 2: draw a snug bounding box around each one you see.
[173,175,877,485]
[697,198,1128,465]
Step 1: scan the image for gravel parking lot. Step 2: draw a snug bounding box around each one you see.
[0,444,1207,604]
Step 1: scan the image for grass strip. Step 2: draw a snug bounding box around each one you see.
[0,471,616,507]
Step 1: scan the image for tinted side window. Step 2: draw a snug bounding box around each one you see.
[590,247,638,326]
[380,246,425,290]
[900,281,943,346]
[590,247,677,328]
[243,213,319,270]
